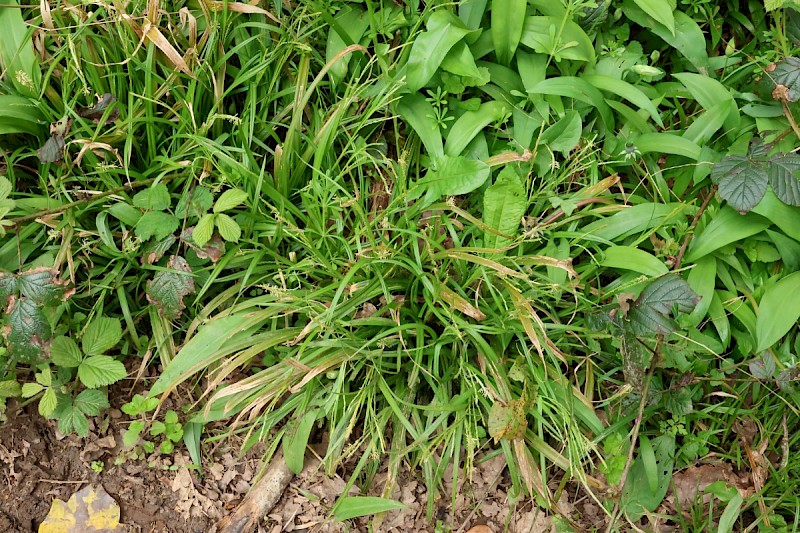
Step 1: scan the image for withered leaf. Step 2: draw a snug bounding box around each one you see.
[146,255,195,320]
[39,484,124,532]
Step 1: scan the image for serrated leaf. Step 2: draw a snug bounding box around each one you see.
[768,155,800,207]
[175,186,214,219]
[20,382,42,398]
[487,397,528,442]
[56,404,90,436]
[192,214,215,246]
[0,379,20,398]
[135,211,179,241]
[82,316,122,355]
[769,57,800,101]
[39,485,123,532]
[624,275,701,335]
[3,297,51,363]
[146,255,195,320]
[414,155,490,207]
[78,355,127,388]
[123,421,145,447]
[75,389,109,416]
[0,271,17,307]
[213,189,248,213]
[132,183,171,211]
[215,213,241,242]
[711,154,768,213]
[17,267,69,306]
[50,336,83,367]
[0,176,12,200]
[39,388,57,417]
[141,234,177,265]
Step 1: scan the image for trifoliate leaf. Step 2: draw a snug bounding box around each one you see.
[213,188,248,213]
[0,176,12,200]
[134,211,179,241]
[712,142,800,213]
[82,316,122,355]
[55,402,90,436]
[192,213,215,246]
[50,336,83,367]
[146,255,195,320]
[624,274,701,335]
[17,267,70,306]
[3,297,51,363]
[21,382,43,398]
[132,183,171,211]
[78,355,127,388]
[176,186,214,219]
[215,213,241,242]
[75,389,110,416]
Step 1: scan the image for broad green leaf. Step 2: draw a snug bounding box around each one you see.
[0,95,45,135]
[621,435,675,520]
[582,203,691,242]
[673,72,739,136]
[491,0,527,65]
[4,297,51,363]
[74,389,109,417]
[132,183,171,211]
[683,100,732,145]
[445,101,509,157]
[755,272,800,352]
[683,257,716,327]
[82,316,122,355]
[78,355,127,388]
[526,77,613,130]
[633,133,701,160]
[488,397,528,441]
[406,11,473,91]
[622,2,708,71]
[108,203,142,227]
[413,155,490,207]
[396,94,443,159]
[146,255,195,320]
[520,16,595,63]
[600,246,668,276]
[459,0,489,29]
[50,336,82,367]
[21,382,43,398]
[582,74,663,127]
[326,7,369,85]
[193,213,215,247]
[624,274,700,335]
[213,189,248,213]
[60,406,90,437]
[134,211,179,241]
[483,167,527,250]
[440,41,483,79]
[283,410,317,474]
[17,267,68,306]
[718,494,743,533]
[631,0,674,35]
[753,189,800,242]
[215,213,242,243]
[540,110,582,153]
[767,57,800,102]
[685,207,770,262]
[768,155,800,206]
[0,0,40,96]
[123,421,145,447]
[333,497,406,521]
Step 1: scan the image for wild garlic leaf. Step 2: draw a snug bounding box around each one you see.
[483,167,526,250]
[406,11,473,91]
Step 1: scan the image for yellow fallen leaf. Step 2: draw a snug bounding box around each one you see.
[39,485,123,533]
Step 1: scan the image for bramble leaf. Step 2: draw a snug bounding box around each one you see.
[192,213,215,246]
[82,316,122,355]
[78,354,127,388]
[768,57,800,101]
[74,389,110,417]
[213,189,248,213]
[623,275,700,335]
[3,297,52,363]
[215,213,241,243]
[17,267,69,306]
[175,186,214,219]
[146,255,195,320]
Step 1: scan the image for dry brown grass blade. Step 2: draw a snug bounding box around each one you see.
[143,21,195,78]
[205,0,281,25]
